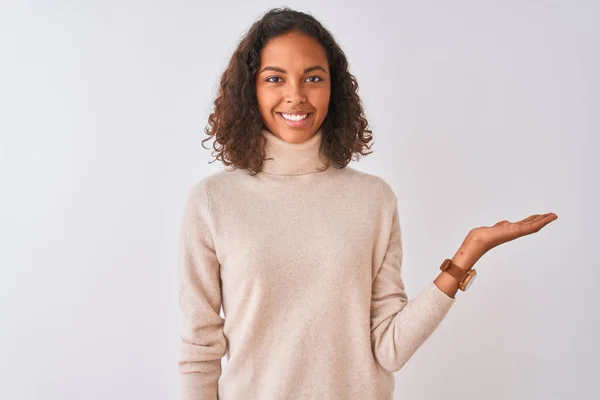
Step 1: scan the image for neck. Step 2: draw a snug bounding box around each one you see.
[260,127,331,175]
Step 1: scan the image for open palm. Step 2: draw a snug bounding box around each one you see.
[470,212,558,253]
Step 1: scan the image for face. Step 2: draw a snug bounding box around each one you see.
[255,30,331,144]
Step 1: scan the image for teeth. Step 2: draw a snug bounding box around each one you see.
[281,113,308,121]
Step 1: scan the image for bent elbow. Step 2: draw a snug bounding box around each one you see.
[373,350,409,373]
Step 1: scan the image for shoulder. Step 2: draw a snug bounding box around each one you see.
[338,165,381,185]
[183,168,249,211]
[181,178,210,219]
[187,168,240,196]
[340,166,397,209]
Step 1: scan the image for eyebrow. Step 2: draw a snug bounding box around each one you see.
[259,65,328,74]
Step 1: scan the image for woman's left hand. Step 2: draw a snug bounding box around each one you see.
[469,212,559,255]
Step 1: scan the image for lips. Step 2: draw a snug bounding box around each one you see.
[277,112,312,127]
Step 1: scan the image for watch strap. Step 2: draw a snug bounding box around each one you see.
[440,258,477,291]
[439,258,469,281]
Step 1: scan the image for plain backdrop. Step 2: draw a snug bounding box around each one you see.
[1,1,597,399]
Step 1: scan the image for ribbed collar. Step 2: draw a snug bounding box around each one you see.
[260,127,331,175]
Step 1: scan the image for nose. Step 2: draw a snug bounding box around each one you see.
[284,82,307,104]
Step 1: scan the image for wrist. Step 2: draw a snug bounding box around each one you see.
[451,241,485,271]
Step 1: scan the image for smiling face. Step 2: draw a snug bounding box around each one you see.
[255,30,331,144]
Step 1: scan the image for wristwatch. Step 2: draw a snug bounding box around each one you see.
[439,259,477,291]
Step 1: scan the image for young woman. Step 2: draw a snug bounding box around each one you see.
[177,7,558,400]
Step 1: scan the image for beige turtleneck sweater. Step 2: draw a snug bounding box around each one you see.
[177,127,457,400]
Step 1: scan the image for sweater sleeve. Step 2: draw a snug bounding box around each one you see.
[178,180,226,400]
[370,180,456,372]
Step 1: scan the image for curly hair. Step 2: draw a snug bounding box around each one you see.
[202,7,374,176]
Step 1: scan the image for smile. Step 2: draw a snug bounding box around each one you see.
[278,112,310,121]
[276,112,313,128]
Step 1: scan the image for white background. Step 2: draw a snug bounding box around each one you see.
[1,0,597,399]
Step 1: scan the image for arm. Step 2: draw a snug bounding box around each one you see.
[371,178,558,373]
[178,180,226,400]
[370,202,456,372]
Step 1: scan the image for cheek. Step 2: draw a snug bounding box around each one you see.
[256,88,277,111]
[255,90,270,117]
[313,88,331,111]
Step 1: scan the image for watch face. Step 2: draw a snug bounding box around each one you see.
[465,273,476,290]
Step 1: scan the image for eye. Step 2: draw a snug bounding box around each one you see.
[265,76,324,84]
[306,76,323,83]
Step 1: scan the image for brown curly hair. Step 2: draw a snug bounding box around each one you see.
[202,7,374,176]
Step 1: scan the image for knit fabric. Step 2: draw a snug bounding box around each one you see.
[178,127,456,399]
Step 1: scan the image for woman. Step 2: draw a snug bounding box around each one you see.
[177,7,558,400]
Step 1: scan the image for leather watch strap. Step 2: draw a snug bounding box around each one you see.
[440,258,478,291]
[439,258,468,281]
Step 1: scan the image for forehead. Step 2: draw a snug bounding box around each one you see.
[259,31,328,69]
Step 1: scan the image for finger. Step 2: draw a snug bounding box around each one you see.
[538,213,559,226]
[527,213,558,226]
[517,214,541,224]
[519,214,557,234]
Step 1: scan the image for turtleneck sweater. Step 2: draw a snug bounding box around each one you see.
[177,127,457,400]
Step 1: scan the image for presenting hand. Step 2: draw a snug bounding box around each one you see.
[468,212,559,255]
[451,212,559,271]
